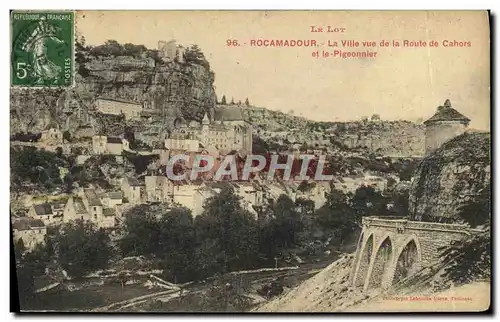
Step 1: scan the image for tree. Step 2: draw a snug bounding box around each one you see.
[295,197,315,215]
[388,184,410,217]
[123,43,147,57]
[457,184,490,228]
[371,114,381,121]
[62,130,71,143]
[315,189,357,243]
[157,208,198,283]
[297,180,316,193]
[271,195,303,249]
[184,45,209,69]
[119,205,162,257]
[221,95,227,105]
[351,185,388,218]
[230,97,235,105]
[55,220,112,279]
[195,186,259,274]
[245,98,250,107]
[14,238,25,259]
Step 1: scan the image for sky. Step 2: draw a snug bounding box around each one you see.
[76,10,490,130]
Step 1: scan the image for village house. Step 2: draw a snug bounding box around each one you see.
[295,182,329,210]
[62,189,117,228]
[92,136,130,155]
[145,176,174,203]
[63,196,91,223]
[40,127,63,146]
[232,182,264,216]
[101,191,123,208]
[192,186,220,217]
[12,218,47,251]
[27,203,63,226]
[82,189,103,222]
[121,177,144,204]
[172,181,205,210]
[95,97,143,121]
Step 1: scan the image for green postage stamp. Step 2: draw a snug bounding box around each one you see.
[10,10,74,88]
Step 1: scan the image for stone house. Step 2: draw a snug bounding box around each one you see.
[172,181,205,210]
[295,182,329,210]
[27,203,63,226]
[192,186,220,217]
[145,176,174,203]
[101,191,123,208]
[82,189,103,223]
[121,177,144,204]
[100,208,116,228]
[12,218,47,251]
[92,136,130,155]
[62,189,117,228]
[40,127,63,146]
[232,182,264,216]
[63,196,91,223]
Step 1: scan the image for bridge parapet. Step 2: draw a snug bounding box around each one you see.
[362,216,472,235]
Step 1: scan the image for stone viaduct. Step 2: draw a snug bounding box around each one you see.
[349,216,477,292]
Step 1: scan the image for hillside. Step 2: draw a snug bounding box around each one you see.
[408,132,491,222]
[10,42,216,135]
[243,105,425,157]
[255,254,489,312]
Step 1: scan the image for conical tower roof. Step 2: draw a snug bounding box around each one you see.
[424,99,471,125]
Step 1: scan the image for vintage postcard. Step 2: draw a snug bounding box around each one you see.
[10,10,491,313]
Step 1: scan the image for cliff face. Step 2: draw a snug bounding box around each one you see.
[10,54,216,135]
[246,106,424,157]
[408,132,491,222]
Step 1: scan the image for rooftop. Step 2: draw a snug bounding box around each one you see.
[33,203,53,216]
[107,137,122,144]
[103,208,116,217]
[84,189,103,207]
[73,197,88,215]
[13,218,46,231]
[108,191,123,200]
[424,99,471,125]
[126,177,143,186]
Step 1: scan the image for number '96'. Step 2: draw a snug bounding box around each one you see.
[226,39,240,47]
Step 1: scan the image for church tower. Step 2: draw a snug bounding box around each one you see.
[201,112,210,146]
[424,99,471,156]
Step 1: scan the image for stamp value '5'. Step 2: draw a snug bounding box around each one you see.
[10,10,74,88]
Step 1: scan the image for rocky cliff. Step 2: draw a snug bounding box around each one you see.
[408,132,491,222]
[246,106,425,157]
[10,51,217,135]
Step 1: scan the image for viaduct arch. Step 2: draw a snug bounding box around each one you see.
[349,217,477,292]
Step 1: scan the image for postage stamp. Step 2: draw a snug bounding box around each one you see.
[10,10,74,88]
